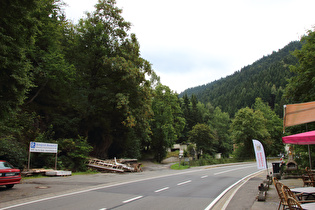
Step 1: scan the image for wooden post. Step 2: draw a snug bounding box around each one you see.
[308,145,312,169]
[27,150,31,170]
[55,152,57,170]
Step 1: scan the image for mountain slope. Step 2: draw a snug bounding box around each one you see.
[180,41,302,117]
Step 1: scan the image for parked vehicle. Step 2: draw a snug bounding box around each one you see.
[0,160,21,188]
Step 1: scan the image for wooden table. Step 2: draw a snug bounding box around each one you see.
[291,187,315,194]
[291,187,315,200]
[301,202,315,210]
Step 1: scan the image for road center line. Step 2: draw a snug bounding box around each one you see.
[2,163,255,209]
[201,175,208,178]
[123,196,143,203]
[155,187,169,192]
[177,180,192,185]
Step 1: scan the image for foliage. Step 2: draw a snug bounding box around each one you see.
[187,144,196,158]
[1,0,311,169]
[284,28,315,103]
[150,84,185,162]
[188,156,238,167]
[230,107,269,160]
[180,41,301,117]
[170,162,190,170]
[120,128,141,159]
[0,111,40,146]
[57,136,93,172]
[29,127,57,169]
[209,107,232,157]
[178,94,193,143]
[252,98,284,156]
[69,0,153,159]
[0,0,38,119]
[283,28,315,168]
[293,144,315,169]
[188,124,216,156]
[0,136,27,169]
[166,150,179,158]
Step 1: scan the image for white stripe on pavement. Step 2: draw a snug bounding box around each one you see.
[154,187,169,193]
[123,196,143,203]
[177,180,192,185]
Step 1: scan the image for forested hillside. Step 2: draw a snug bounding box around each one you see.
[180,41,302,117]
[2,0,314,171]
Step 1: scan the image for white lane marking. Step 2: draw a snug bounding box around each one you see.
[214,165,253,175]
[2,167,213,210]
[221,177,248,210]
[201,175,208,179]
[204,169,264,210]
[2,163,255,209]
[177,180,192,186]
[99,208,107,210]
[154,187,169,193]
[123,196,143,203]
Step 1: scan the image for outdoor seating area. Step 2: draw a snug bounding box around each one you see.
[273,175,315,210]
[302,167,315,187]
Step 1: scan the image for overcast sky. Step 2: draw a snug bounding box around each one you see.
[63,0,315,93]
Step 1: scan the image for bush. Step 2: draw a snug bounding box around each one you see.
[166,150,179,158]
[0,136,27,169]
[57,136,93,172]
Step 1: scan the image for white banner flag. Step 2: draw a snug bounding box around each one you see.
[252,139,267,169]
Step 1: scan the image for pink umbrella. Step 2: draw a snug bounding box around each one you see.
[282,130,315,145]
[282,130,315,168]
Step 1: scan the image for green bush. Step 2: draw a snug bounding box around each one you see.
[57,136,93,172]
[166,150,179,158]
[0,136,27,169]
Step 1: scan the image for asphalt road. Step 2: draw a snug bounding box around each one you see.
[0,162,260,210]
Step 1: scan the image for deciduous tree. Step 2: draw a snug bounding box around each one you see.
[188,123,215,157]
[285,28,315,102]
[0,0,38,119]
[253,98,283,156]
[150,84,185,162]
[71,0,153,158]
[230,107,269,159]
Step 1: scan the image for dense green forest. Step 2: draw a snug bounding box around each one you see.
[180,41,302,117]
[1,0,315,171]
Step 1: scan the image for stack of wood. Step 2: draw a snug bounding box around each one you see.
[86,158,142,173]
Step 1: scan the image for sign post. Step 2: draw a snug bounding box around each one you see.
[179,149,184,167]
[28,142,58,170]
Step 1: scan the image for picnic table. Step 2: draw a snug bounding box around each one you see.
[291,187,315,200]
[301,202,315,210]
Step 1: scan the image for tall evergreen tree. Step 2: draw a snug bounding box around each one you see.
[191,94,202,125]
[179,94,191,143]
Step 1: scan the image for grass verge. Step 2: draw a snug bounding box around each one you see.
[170,163,190,170]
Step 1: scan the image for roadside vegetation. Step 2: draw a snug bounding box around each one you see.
[1,0,315,172]
[170,157,244,170]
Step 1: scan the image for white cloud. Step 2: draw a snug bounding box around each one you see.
[64,0,315,92]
